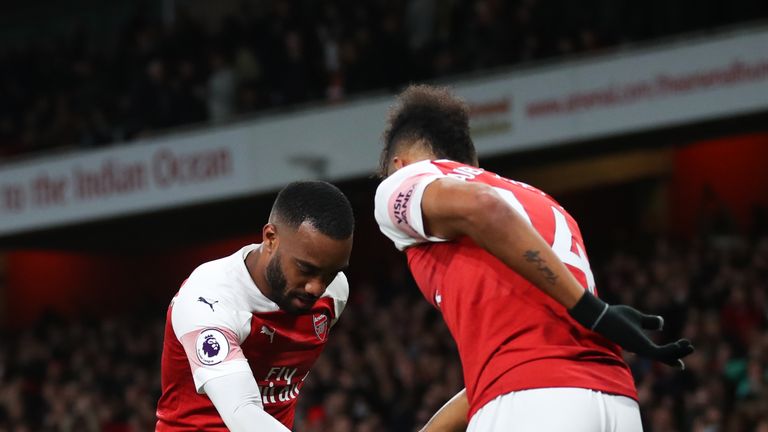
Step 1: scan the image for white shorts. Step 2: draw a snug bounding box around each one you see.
[467,387,643,432]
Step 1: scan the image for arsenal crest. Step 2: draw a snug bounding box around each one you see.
[313,313,329,341]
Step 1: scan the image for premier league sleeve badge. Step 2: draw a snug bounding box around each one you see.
[195,328,230,365]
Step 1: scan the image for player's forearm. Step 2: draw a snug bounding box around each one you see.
[464,192,585,309]
[422,180,585,309]
[224,403,291,432]
[468,192,697,366]
[204,372,290,432]
[419,389,469,432]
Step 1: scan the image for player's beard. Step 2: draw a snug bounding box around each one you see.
[265,249,317,314]
[265,250,289,306]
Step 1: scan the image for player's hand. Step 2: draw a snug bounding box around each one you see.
[418,389,469,432]
[568,291,694,369]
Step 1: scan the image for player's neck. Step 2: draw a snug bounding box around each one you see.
[392,149,435,173]
[245,245,270,298]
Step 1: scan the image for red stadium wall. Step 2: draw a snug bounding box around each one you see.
[4,234,260,327]
[671,133,768,237]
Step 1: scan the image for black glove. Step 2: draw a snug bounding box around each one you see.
[568,291,694,368]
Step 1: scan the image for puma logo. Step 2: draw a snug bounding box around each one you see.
[260,325,276,343]
[198,297,219,312]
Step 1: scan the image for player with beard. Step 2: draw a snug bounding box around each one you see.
[156,181,354,432]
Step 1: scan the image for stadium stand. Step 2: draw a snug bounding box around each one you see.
[1,0,766,159]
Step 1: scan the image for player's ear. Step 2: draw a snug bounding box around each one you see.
[263,223,278,252]
[391,156,405,173]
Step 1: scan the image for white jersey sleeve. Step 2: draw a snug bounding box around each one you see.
[204,372,290,432]
[323,272,349,327]
[374,160,451,251]
[171,265,255,393]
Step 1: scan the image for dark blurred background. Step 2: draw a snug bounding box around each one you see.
[0,0,767,431]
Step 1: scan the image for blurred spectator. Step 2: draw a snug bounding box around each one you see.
[1,0,766,160]
[206,50,236,123]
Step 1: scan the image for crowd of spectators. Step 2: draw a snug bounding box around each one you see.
[1,0,767,159]
[0,231,764,431]
[602,235,768,432]
[0,315,161,431]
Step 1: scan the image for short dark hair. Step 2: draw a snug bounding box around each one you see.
[271,181,354,239]
[378,84,476,176]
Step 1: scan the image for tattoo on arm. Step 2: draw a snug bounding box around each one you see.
[523,250,559,284]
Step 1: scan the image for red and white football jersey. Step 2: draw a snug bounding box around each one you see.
[374,160,637,420]
[156,244,348,431]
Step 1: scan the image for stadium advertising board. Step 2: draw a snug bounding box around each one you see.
[0,100,391,236]
[0,135,246,235]
[460,27,768,155]
[0,27,766,236]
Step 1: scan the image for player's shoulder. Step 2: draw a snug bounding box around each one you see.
[187,249,240,285]
[181,245,256,297]
[375,160,457,251]
[322,272,349,324]
[323,272,349,303]
[374,159,446,227]
[376,160,443,196]
[171,245,259,338]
